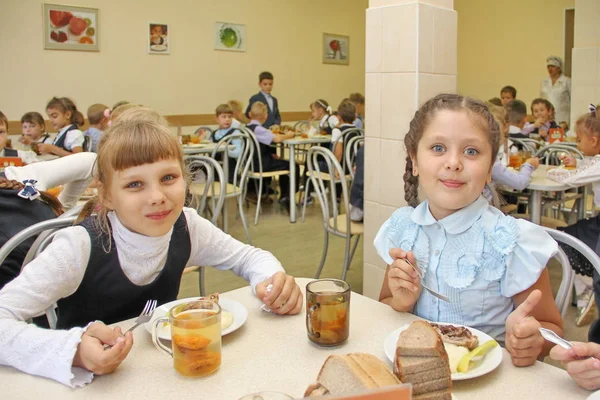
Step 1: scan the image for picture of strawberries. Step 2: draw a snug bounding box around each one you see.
[69,17,87,36]
[49,10,73,28]
[50,30,68,43]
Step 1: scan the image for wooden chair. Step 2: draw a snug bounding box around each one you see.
[306,146,363,280]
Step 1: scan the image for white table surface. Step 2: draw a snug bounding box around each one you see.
[1,278,590,400]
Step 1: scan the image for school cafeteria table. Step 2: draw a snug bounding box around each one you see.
[527,164,587,225]
[283,135,331,223]
[1,278,590,400]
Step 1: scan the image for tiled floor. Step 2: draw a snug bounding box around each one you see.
[178,196,593,370]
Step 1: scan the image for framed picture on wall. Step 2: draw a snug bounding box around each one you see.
[43,3,99,51]
[148,22,169,54]
[322,33,349,65]
[214,22,246,52]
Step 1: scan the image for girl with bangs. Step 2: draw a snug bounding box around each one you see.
[0,108,302,387]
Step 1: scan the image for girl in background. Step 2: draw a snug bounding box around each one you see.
[19,112,52,147]
[376,94,562,366]
[309,99,339,136]
[39,97,85,157]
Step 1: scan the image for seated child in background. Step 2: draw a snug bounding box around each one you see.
[349,92,365,129]
[331,101,360,164]
[309,99,339,136]
[228,100,248,126]
[488,98,502,107]
[247,102,298,206]
[245,71,281,128]
[19,112,52,147]
[376,94,562,367]
[506,100,529,139]
[523,98,559,139]
[83,103,108,153]
[500,85,517,106]
[211,104,243,182]
[0,111,38,164]
[40,97,85,157]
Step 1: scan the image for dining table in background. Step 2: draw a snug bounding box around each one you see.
[1,278,590,400]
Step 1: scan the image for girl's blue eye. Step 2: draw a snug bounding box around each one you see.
[162,174,176,182]
[126,181,142,189]
[432,144,445,152]
[464,148,479,156]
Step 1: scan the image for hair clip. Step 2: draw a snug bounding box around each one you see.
[17,179,40,201]
[590,104,597,117]
[326,106,333,114]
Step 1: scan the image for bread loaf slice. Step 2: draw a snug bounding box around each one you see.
[304,382,330,397]
[397,364,450,384]
[393,354,448,379]
[414,389,452,400]
[412,377,452,396]
[396,321,447,358]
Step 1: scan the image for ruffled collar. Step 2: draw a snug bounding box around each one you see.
[411,196,488,234]
[108,211,172,258]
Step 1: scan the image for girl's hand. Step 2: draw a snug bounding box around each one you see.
[505,290,545,367]
[525,157,540,169]
[550,342,600,391]
[19,135,32,146]
[37,143,55,155]
[256,272,303,315]
[72,322,134,375]
[560,154,577,167]
[387,249,422,311]
[539,128,549,138]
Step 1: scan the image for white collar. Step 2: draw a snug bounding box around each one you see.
[261,91,272,98]
[108,211,173,257]
[411,196,488,234]
[508,125,522,134]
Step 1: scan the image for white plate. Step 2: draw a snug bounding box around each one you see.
[383,323,503,381]
[145,297,248,340]
[588,391,600,400]
[150,44,167,52]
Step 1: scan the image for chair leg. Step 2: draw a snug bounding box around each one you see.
[254,177,263,225]
[348,235,361,269]
[238,195,252,245]
[302,178,311,222]
[314,231,329,279]
[341,234,352,281]
[199,267,206,297]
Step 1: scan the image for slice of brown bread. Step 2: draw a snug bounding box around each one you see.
[398,364,450,384]
[348,353,400,387]
[414,388,452,400]
[413,377,451,395]
[396,321,448,357]
[394,354,448,379]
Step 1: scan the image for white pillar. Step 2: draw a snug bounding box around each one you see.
[363,0,457,299]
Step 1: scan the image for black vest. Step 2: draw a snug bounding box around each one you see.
[56,212,191,329]
[3,148,18,157]
[211,128,236,143]
[53,124,79,152]
[247,123,275,170]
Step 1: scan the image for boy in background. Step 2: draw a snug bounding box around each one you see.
[212,104,243,183]
[349,92,365,129]
[500,85,517,106]
[523,98,559,139]
[506,100,529,139]
[245,71,281,128]
[83,103,108,152]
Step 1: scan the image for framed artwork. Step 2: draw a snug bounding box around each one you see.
[148,22,169,54]
[43,3,98,51]
[214,22,246,52]
[323,33,349,65]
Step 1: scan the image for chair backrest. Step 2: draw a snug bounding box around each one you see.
[212,130,253,190]
[510,138,539,153]
[82,135,92,152]
[306,146,351,236]
[542,227,600,318]
[187,156,226,225]
[243,127,265,175]
[293,120,311,134]
[535,144,584,165]
[333,128,364,173]
[345,136,365,180]
[194,126,214,141]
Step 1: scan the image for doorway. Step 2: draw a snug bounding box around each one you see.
[564,8,575,77]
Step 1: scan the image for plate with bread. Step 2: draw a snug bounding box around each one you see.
[384,321,502,381]
[145,293,248,340]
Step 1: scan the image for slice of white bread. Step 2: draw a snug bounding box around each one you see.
[396,321,447,358]
[394,355,448,380]
[304,382,330,397]
[414,389,452,400]
[309,353,401,395]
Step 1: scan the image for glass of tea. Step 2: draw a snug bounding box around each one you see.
[306,279,351,346]
[508,154,523,169]
[152,300,222,377]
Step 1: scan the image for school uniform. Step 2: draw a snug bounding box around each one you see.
[211,127,243,183]
[245,91,281,128]
[53,124,84,152]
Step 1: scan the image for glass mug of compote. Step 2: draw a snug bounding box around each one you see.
[306,279,351,346]
[152,300,222,377]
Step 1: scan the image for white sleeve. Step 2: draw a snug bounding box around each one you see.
[64,129,85,150]
[184,208,284,291]
[546,156,600,186]
[0,226,94,387]
[16,150,40,165]
[331,128,343,143]
[4,152,96,210]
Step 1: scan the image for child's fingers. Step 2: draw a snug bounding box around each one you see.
[390,258,418,278]
[389,248,406,260]
[508,333,543,350]
[389,265,417,283]
[567,357,600,376]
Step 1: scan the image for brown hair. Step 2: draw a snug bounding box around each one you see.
[0,178,63,216]
[349,93,365,105]
[259,71,273,82]
[87,103,109,125]
[250,102,268,119]
[531,98,554,114]
[20,112,46,130]
[310,99,330,113]
[575,112,600,139]
[337,100,356,124]
[506,100,527,125]
[404,94,501,207]
[488,97,502,107]
[215,104,233,116]
[77,113,184,247]
[110,103,140,123]
[46,97,85,127]
[0,111,8,131]
[500,86,517,99]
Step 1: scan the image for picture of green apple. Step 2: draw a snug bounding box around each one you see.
[220,27,238,48]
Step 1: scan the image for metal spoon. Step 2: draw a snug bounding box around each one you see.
[539,327,595,360]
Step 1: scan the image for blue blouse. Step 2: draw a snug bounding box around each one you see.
[374,196,557,341]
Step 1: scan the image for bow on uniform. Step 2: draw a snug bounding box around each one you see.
[18,179,40,201]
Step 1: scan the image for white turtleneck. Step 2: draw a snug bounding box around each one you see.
[0,207,283,387]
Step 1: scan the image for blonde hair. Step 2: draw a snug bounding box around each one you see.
[115,106,169,126]
[227,100,243,113]
[109,103,140,123]
[215,104,233,116]
[78,113,184,249]
[250,102,267,119]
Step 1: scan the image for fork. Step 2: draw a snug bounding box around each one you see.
[104,300,157,349]
[401,258,451,303]
[539,327,595,361]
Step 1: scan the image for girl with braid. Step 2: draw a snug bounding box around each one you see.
[375,94,563,367]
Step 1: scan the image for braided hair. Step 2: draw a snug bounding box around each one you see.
[0,178,63,216]
[404,94,501,207]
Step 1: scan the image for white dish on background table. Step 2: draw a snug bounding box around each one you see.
[383,323,503,381]
[145,297,248,340]
[184,143,206,148]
